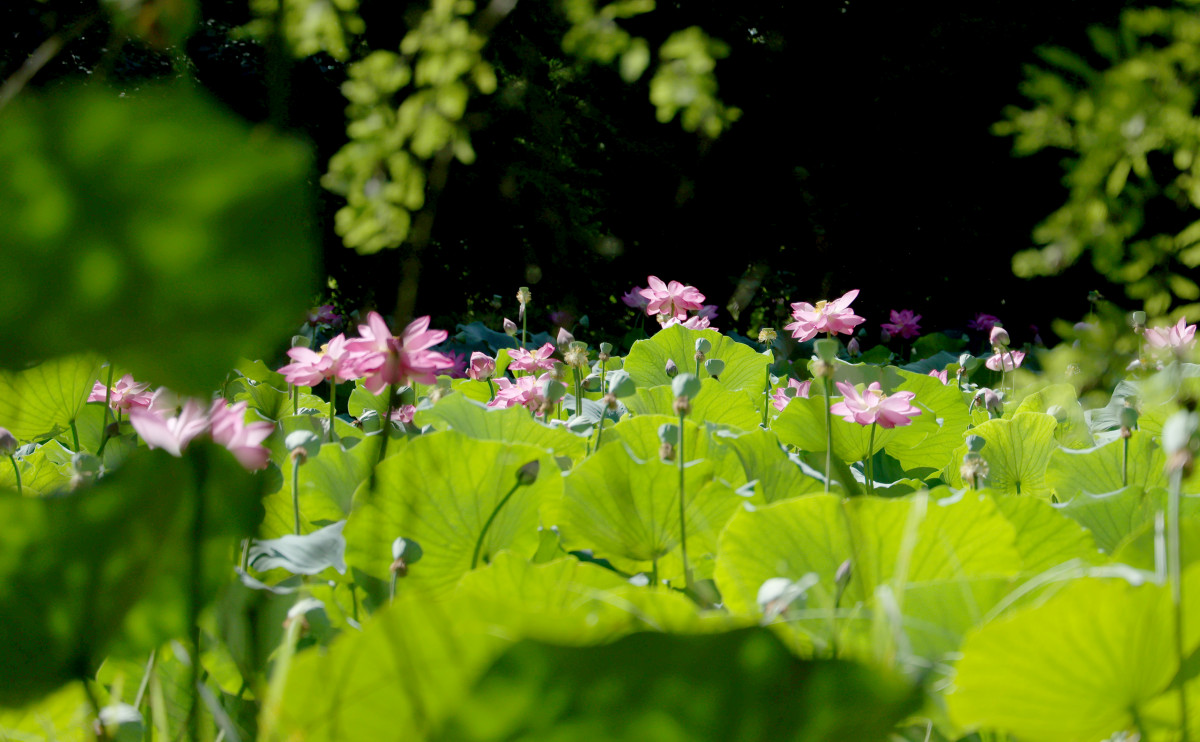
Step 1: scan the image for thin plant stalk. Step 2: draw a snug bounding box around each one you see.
[823,377,834,493]
[593,408,607,451]
[327,381,338,441]
[1168,465,1191,741]
[69,419,80,454]
[471,479,523,569]
[1122,436,1129,488]
[677,409,693,591]
[865,422,877,495]
[291,452,303,535]
[97,364,115,457]
[8,455,20,496]
[761,366,771,428]
[487,378,496,401]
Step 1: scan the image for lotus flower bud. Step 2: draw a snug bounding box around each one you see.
[0,427,16,457]
[694,337,712,354]
[672,373,701,400]
[879,328,891,344]
[516,459,540,486]
[556,327,574,346]
[664,359,678,378]
[989,326,1010,348]
[758,328,776,345]
[468,352,495,381]
[606,370,636,398]
[503,318,518,337]
[704,358,725,377]
[974,388,1003,417]
[847,337,861,357]
[834,559,852,589]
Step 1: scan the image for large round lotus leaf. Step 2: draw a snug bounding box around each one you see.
[948,567,1200,742]
[624,377,761,431]
[343,431,558,597]
[714,492,1023,658]
[560,416,743,583]
[0,85,316,393]
[1010,383,1093,448]
[1045,431,1168,501]
[773,392,900,463]
[712,427,824,503]
[882,368,971,473]
[414,392,587,463]
[987,493,1101,572]
[0,355,103,443]
[623,325,770,393]
[945,412,1058,497]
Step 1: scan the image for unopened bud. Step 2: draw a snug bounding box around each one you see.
[974,388,1003,417]
[847,337,861,356]
[879,328,891,344]
[556,327,574,346]
[468,352,496,381]
[989,326,1010,348]
[665,359,678,378]
[516,459,540,486]
[0,427,16,457]
[503,318,518,337]
[835,559,852,588]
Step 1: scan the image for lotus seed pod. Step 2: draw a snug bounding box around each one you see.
[657,423,680,446]
[1120,401,1139,435]
[673,395,692,416]
[0,427,16,457]
[974,388,1003,417]
[540,377,567,403]
[285,430,321,460]
[599,342,613,355]
[758,328,777,345]
[704,358,725,377]
[672,373,701,399]
[72,452,101,475]
[607,370,636,398]
[814,338,839,364]
[517,287,532,306]
[1130,311,1147,330]
[582,374,602,392]
[960,452,989,488]
[694,337,712,354]
[392,536,424,563]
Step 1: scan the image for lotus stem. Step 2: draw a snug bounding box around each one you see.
[471,480,522,569]
[97,364,115,457]
[291,451,302,535]
[327,381,338,442]
[823,377,834,493]
[678,409,693,591]
[9,456,20,496]
[1168,466,1191,741]
[865,422,877,495]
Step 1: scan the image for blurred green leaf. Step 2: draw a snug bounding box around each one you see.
[0,84,317,393]
[0,355,103,443]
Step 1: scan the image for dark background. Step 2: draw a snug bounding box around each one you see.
[3,0,1146,346]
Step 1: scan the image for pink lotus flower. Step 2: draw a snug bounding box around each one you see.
[968,313,1001,333]
[279,334,351,387]
[639,276,706,321]
[389,405,417,424]
[210,400,275,471]
[508,342,558,372]
[784,289,866,342]
[662,315,717,332]
[771,378,812,411]
[928,369,950,385]
[1144,317,1197,350]
[985,349,1026,372]
[129,398,210,457]
[622,287,650,311]
[696,304,720,322]
[830,381,921,429]
[443,350,468,379]
[881,309,922,340]
[549,309,576,328]
[340,312,453,393]
[487,373,551,415]
[468,352,496,381]
[89,373,154,411]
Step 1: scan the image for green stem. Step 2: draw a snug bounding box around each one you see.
[823,377,834,494]
[471,480,523,569]
[327,380,338,442]
[1169,466,1191,742]
[761,365,771,428]
[572,367,583,418]
[521,312,527,350]
[291,383,298,417]
[377,385,394,469]
[678,409,693,591]
[69,419,80,453]
[291,453,302,536]
[9,455,20,496]
[594,411,606,451]
[865,422,877,495]
[390,571,398,604]
[487,378,496,401]
[97,364,115,457]
[1122,436,1129,488]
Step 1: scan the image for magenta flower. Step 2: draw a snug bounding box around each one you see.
[985,349,1026,372]
[389,405,417,424]
[829,381,921,429]
[1144,317,1197,350]
[622,286,650,311]
[444,350,469,379]
[279,334,351,387]
[549,309,576,328]
[639,276,706,321]
[968,313,1001,333]
[508,342,558,373]
[487,373,551,415]
[784,289,866,342]
[129,398,210,457]
[881,309,922,340]
[210,400,275,471]
[771,378,812,411]
[306,304,342,327]
[468,352,496,381]
[662,315,717,332]
[89,373,154,411]
[928,369,950,385]
[696,304,720,322]
[341,312,453,393]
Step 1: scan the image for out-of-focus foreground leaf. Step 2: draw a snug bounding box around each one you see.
[0,83,317,393]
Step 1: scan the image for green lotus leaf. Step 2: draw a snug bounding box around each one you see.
[713,427,825,503]
[0,85,316,393]
[883,368,972,473]
[434,628,921,742]
[1111,514,1200,571]
[560,416,743,583]
[261,438,380,540]
[449,378,493,404]
[0,355,103,443]
[275,591,507,742]
[1053,486,1200,554]
[624,377,761,431]
[773,393,899,463]
[1045,431,1168,501]
[714,492,1023,658]
[0,682,90,741]
[1011,383,1093,448]
[623,325,770,393]
[343,431,558,597]
[946,412,1059,497]
[988,492,1101,572]
[414,393,587,463]
[948,567,1200,742]
[0,441,73,496]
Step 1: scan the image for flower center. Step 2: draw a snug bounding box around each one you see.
[814,300,828,313]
